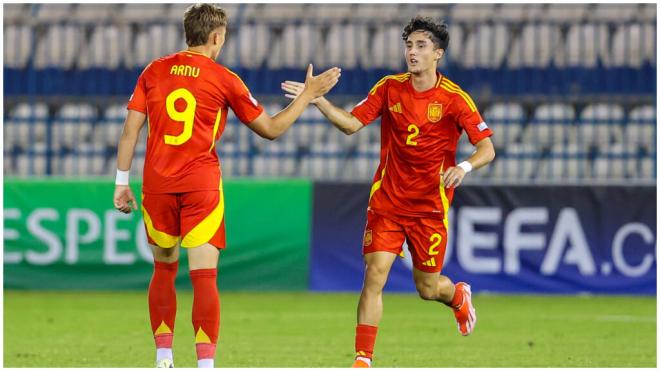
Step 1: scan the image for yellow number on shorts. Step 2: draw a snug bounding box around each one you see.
[406,124,419,146]
[165,88,196,145]
[429,233,442,255]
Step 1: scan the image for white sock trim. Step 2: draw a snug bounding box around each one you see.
[198,358,214,368]
[156,348,173,362]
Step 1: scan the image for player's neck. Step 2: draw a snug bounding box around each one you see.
[410,69,439,92]
[186,46,215,60]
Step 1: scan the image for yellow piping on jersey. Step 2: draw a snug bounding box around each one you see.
[142,197,179,248]
[181,179,225,248]
[209,109,223,152]
[223,67,250,92]
[439,160,450,232]
[369,167,386,201]
[369,73,411,95]
[440,80,477,113]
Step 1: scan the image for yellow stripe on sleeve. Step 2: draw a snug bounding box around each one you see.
[209,109,222,152]
[224,67,250,92]
[440,81,477,113]
[369,73,411,95]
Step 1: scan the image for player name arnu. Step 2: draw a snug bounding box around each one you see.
[170,65,200,78]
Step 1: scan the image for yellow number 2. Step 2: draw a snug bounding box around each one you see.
[165,88,196,146]
[406,124,419,146]
[429,233,442,255]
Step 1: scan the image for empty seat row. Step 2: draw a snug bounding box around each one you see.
[4,4,654,24]
[5,22,655,69]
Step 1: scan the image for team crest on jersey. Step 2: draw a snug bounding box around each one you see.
[427,103,443,123]
[364,229,373,247]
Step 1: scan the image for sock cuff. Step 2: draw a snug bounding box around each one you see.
[190,268,217,279]
[154,260,179,272]
[356,324,378,335]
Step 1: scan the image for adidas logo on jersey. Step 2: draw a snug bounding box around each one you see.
[421,257,437,267]
[389,102,402,113]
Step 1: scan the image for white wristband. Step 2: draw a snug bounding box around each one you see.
[115,169,130,185]
[457,161,473,173]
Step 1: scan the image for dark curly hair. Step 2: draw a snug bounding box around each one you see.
[401,16,449,50]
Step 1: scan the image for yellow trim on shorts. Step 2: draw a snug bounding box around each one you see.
[142,197,179,248]
[180,179,225,248]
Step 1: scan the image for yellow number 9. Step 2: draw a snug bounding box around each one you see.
[165,88,196,145]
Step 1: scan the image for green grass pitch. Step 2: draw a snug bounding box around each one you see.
[4,291,656,367]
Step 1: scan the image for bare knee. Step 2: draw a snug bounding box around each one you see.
[363,263,390,294]
[415,280,437,301]
[151,245,179,263]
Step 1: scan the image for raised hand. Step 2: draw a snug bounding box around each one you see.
[281,80,310,102]
[114,185,138,214]
[284,64,340,102]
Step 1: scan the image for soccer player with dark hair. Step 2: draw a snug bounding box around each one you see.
[113,4,340,368]
[282,16,495,367]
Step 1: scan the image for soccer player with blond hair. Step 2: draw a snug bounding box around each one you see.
[282,16,495,367]
[113,4,340,368]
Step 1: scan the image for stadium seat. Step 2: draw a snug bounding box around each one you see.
[562,24,610,68]
[543,3,589,22]
[462,24,509,68]
[238,24,270,68]
[304,4,355,23]
[537,143,590,179]
[78,25,133,69]
[4,25,32,68]
[610,24,656,67]
[491,143,538,180]
[483,103,525,148]
[507,24,563,68]
[53,143,106,176]
[300,142,343,179]
[354,4,402,22]
[52,104,97,148]
[6,103,49,148]
[268,24,319,69]
[74,4,118,22]
[132,24,181,68]
[34,3,74,22]
[450,4,496,22]
[369,25,406,70]
[120,4,166,22]
[445,24,465,67]
[34,25,85,69]
[577,103,625,149]
[624,105,655,151]
[638,3,657,22]
[322,24,368,69]
[3,3,29,24]
[16,143,49,176]
[252,142,297,177]
[258,4,307,22]
[492,4,530,21]
[590,4,639,22]
[592,143,632,179]
[523,103,576,149]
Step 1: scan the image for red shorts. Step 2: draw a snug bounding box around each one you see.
[141,187,226,249]
[362,209,448,273]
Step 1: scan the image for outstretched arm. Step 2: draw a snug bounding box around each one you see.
[248,64,341,140]
[442,137,496,189]
[113,109,146,213]
[282,81,364,135]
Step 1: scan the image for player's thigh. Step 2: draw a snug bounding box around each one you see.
[187,243,220,270]
[150,243,180,263]
[405,217,448,274]
[179,188,226,250]
[142,193,181,248]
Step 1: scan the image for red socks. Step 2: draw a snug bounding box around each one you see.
[190,268,220,361]
[450,285,464,309]
[355,324,378,359]
[148,261,179,348]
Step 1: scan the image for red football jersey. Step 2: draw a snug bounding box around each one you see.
[352,72,492,219]
[127,50,263,194]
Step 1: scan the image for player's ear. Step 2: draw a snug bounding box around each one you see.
[436,48,444,61]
